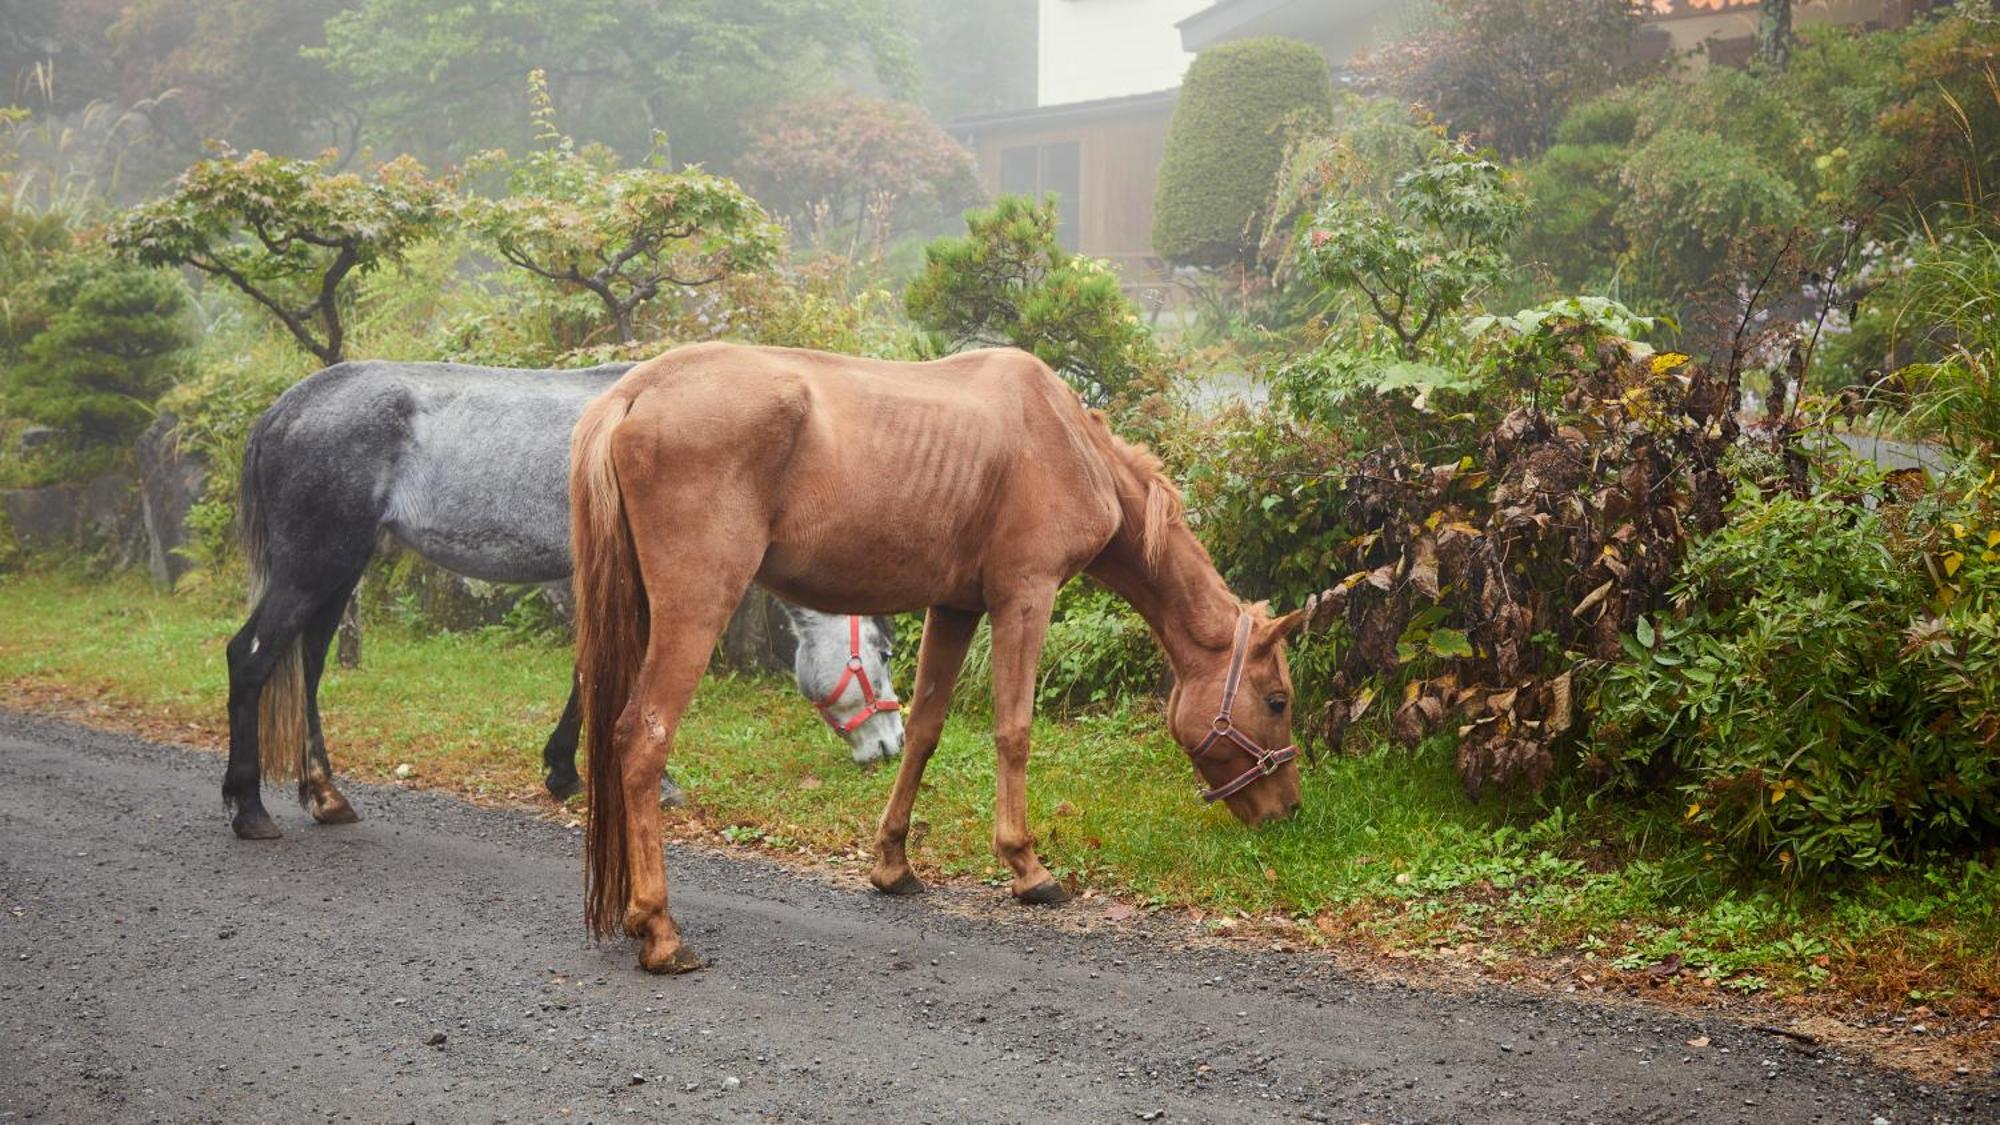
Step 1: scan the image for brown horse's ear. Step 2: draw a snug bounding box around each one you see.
[1265,609,1307,642]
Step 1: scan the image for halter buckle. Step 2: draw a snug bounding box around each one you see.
[847,655,865,672]
[1210,714,1232,733]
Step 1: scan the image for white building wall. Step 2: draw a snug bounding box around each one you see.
[1037,0,1210,106]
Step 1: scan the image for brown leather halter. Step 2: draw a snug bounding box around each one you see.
[1189,613,1298,803]
[815,615,902,734]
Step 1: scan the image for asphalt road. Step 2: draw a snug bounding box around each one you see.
[2,711,1993,1123]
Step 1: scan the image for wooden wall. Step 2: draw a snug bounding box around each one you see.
[962,102,1177,284]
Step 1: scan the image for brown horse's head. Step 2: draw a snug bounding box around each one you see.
[1166,607,1305,827]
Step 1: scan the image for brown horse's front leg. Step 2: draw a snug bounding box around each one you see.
[985,588,1066,905]
[871,607,980,896]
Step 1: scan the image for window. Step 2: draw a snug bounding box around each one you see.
[997,140,1081,252]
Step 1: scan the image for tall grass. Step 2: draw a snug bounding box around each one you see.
[1900,220,2000,461]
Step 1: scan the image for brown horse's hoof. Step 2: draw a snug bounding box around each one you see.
[640,942,705,975]
[871,870,927,896]
[1015,879,1071,906]
[231,812,283,840]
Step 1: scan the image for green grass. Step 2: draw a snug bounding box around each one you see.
[2,567,1996,1019]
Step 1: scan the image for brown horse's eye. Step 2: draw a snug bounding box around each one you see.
[1267,695,1288,715]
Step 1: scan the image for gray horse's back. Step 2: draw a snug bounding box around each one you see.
[252,360,631,584]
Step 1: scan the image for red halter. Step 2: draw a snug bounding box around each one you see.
[1189,613,1298,803]
[815,615,902,734]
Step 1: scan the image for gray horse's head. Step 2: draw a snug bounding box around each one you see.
[787,609,905,764]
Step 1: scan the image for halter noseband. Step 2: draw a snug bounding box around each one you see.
[815,615,902,734]
[1189,613,1298,803]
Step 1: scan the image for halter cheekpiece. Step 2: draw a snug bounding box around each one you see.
[1189,613,1298,803]
[815,615,902,734]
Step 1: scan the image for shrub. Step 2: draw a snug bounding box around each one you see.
[740,92,979,249]
[1613,127,1803,303]
[1034,583,1165,715]
[1299,147,1526,360]
[1152,37,1333,270]
[906,195,1161,408]
[4,257,191,449]
[1289,300,1737,798]
[1596,468,2000,872]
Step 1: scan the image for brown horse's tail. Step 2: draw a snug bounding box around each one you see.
[571,390,648,939]
[240,419,310,799]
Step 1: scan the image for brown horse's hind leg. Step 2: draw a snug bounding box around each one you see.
[613,608,739,974]
[870,607,980,896]
[986,586,1067,905]
[616,500,764,973]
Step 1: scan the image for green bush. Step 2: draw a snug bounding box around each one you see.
[1612,127,1803,303]
[906,195,1161,408]
[3,257,190,450]
[1152,37,1333,270]
[1299,148,1525,360]
[1596,469,2000,873]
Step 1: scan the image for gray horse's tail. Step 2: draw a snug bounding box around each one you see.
[240,417,310,795]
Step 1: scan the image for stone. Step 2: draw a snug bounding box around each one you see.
[2,471,143,566]
[135,412,208,590]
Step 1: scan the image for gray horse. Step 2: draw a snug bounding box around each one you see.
[222,360,903,840]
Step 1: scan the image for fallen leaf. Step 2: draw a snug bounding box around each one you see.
[797,775,823,790]
[1102,903,1136,923]
[1686,1036,1710,1048]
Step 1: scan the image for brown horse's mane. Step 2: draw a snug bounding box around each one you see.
[1081,409,1206,576]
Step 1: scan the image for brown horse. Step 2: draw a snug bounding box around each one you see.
[571,342,1304,973]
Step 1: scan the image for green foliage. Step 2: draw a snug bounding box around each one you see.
[1167,405,1354,610]
[1299,148,1526,359]
[1152,37,1334,270]
[1600,470,2000,868]
[1612,127,1803,303]
[1516,140,1626,293]
[4,257,190,448]
[906,195,1160,408]
[1885,223,2000,461]
[1033,584,1165,715]
[461,73,783,346]
[1597,468,2000,873]
[1515,10,2000,316]
[110,148,453,364]
[740,91,978,248]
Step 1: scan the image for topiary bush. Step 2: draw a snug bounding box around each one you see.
[1152,37,1333,271]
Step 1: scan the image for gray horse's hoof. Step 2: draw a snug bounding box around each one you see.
[311,802,360,826]
[1015,879,1071,906]
[232,811,283,840]
[661,776,688,809]
[872,870,927,896]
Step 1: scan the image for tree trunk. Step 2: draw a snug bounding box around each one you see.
[337,585,362,669]
[1759,0,1794,71]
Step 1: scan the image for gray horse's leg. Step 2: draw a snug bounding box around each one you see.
[223,585,321,839]
[301,586,362,825]
[543,675,685,806]
[543,679,583,799]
